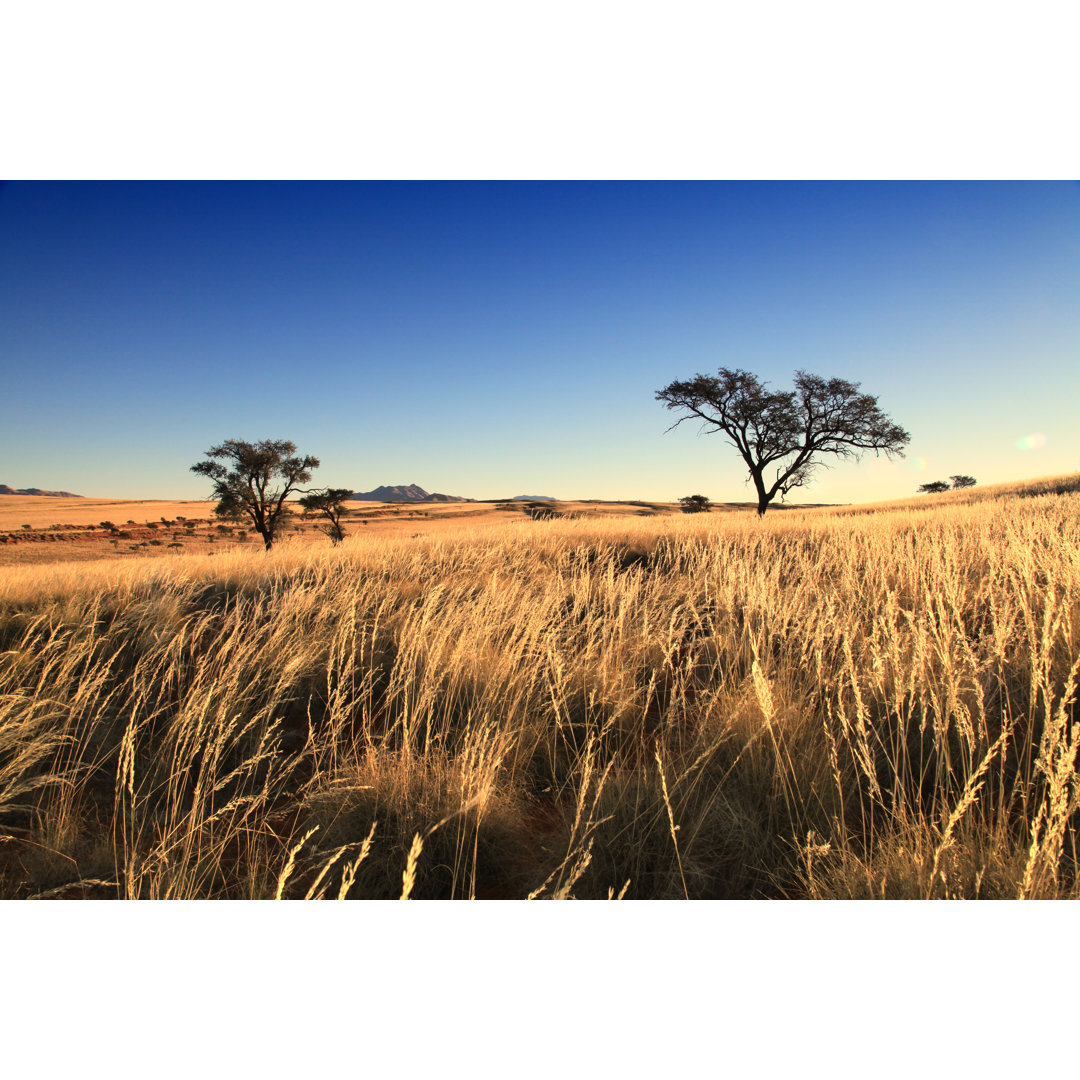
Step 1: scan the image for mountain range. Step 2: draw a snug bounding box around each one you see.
[0,485,83,497]
[349,484,473,503]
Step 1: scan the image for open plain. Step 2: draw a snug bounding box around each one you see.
[0,495,813,566]
[1,474,1077,899]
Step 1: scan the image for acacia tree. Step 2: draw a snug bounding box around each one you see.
[918,480,951,494]
[656,368,910,516]
[679,494,712,514]
[190,439,320,550]
[298,488,353,544]
[949,474,976,490]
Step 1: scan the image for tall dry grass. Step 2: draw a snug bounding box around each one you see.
[1,478,1077,898]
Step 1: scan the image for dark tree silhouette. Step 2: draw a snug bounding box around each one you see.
[917,480,951,494]
[679,494,712,514]
[950,474,977,490]
[190,439,320,550]
[656,368,910,516]
[298,488,353,544]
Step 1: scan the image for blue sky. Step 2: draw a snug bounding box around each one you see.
[2,181,1077,503]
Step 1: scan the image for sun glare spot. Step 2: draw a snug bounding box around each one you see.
[1016,433,1048,450]
[908,456,930,472]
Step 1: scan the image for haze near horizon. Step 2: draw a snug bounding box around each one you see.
[2,181,1077,504]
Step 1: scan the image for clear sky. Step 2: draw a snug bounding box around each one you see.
[2,181,1077,504]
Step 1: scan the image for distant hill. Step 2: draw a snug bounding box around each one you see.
[0,485,83,497]
[350,484,472,503]
[513,495,556,501]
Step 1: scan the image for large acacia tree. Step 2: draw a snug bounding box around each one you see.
[656,368,910,516]
[191,439,320,550]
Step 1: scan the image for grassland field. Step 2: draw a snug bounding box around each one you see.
[0,494,831,566]
[1,474,1077,899]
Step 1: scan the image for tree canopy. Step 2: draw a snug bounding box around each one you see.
[190,439,320,550]
[656,368,910,515]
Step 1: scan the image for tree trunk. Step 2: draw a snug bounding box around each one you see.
[259,528,273,550]
[751,470,770,516]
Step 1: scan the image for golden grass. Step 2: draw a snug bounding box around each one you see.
[1,476,1077,899]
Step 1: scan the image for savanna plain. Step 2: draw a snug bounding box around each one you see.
[1,476,1078,899]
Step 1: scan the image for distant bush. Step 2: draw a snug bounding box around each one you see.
[679,494,712,514]
[21,524,30,530]
[99,521,116,531]
[147,522,158,530]
[950,475,977,490]
[917,481,951,494]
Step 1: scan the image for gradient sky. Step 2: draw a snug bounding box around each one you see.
[2,181,1077,504]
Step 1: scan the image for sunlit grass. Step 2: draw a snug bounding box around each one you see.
[1,477,1077,898]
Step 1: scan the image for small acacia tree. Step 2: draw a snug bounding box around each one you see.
[679,494,712,514]
[917,480,951,494]
[950,474,976,490]
[298,488,353,544]
[656,368,910,516]
[190,439,320,550]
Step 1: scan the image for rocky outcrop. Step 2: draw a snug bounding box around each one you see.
[350,484,472,503]
[0,485,83,497]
